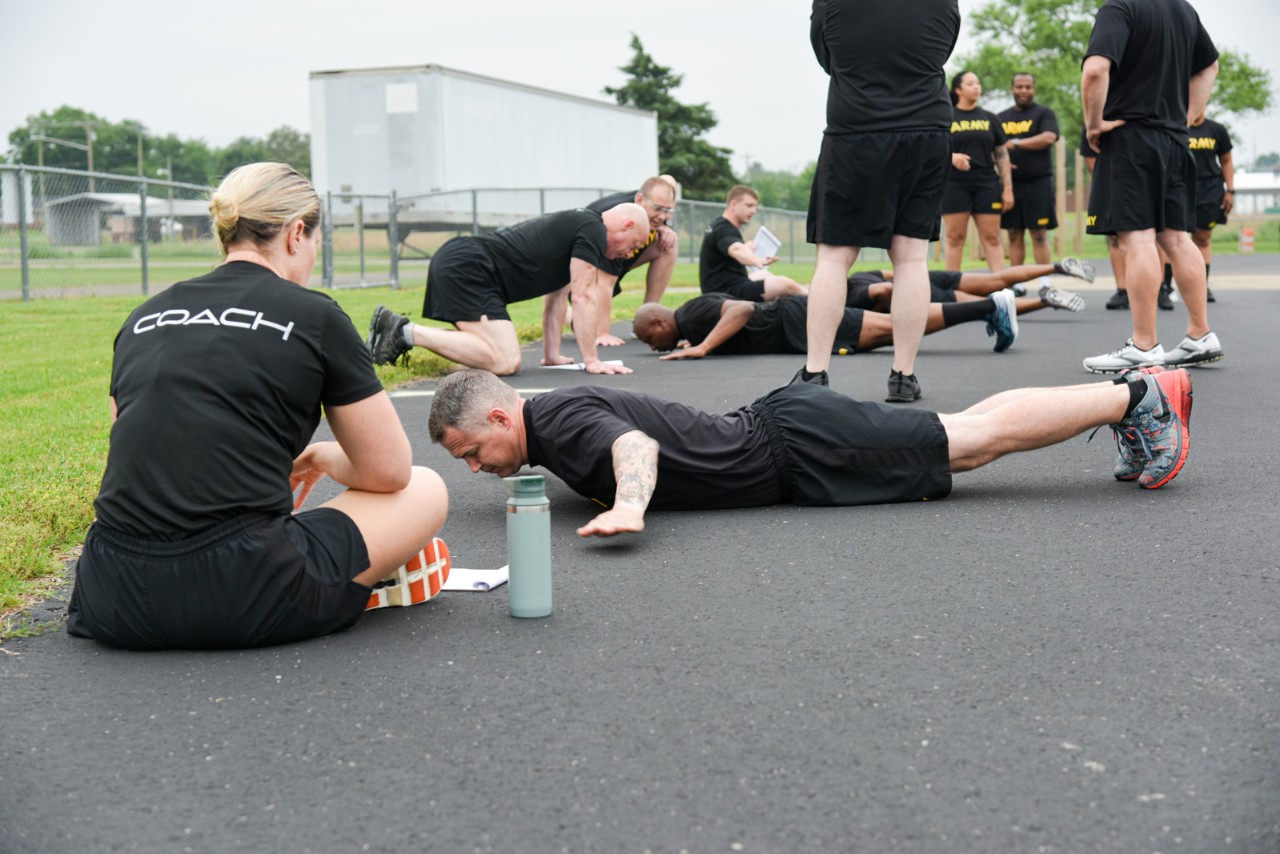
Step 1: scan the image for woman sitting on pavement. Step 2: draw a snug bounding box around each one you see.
[68,162,449,650]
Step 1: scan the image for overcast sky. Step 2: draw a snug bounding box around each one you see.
[2,0,1276,175]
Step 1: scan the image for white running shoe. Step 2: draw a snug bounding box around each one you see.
[1057,257,1097,283]
[1083,338,1165,374]
[1163,331,1223,367]
[1038,284,1086,312]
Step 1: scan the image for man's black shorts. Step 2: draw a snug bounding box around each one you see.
[941,171,1004,216]
[807,130,949,249]
[702,276,766,301]
[1001,175,1059,230]
[750,384,952,506]
[67,509,371,650]
[423,237,510,323]
[1087,125,1195,235]
[1195,188,1227,231]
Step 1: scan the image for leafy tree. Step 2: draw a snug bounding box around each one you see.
[1255,152,1280,170]
[745,161,816,211]
[955,1,1273,155]
[263,126,311,176]
[604,34,736,199]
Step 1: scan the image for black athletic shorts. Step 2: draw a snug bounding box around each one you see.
[67,509,372,650]
[942,171,1004,216]
[423,237,509,323]
[1001,175,1059,230]
[807,130,949,249]
[1195,189,1227,231]
[749,384,951,506]
[846,271,958,310]
[1086,124,1195,235]
[702,276,766,301]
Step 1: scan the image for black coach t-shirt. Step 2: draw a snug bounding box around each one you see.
[1189,118,1232,191]
[477,209,609,302]
[699,216,749,292]
[811,0,959,133]
[95,261,383,539]
[674,293,807,356]
[587,190,658,277]
[998,103,1060,181]
[1085,0,1217,132]
[949,106,1007,179]
[523,386,781,511]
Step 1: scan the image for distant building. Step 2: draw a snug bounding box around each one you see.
[309,64,659,230]
[45,193,210,245]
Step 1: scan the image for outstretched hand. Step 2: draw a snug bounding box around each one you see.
[584,360,633,375]
[596,333,626,347]
[577,506,645,538]
[541,354,576,367]
[659,343,708,360]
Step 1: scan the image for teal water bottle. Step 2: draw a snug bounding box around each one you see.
[504,475,553,618]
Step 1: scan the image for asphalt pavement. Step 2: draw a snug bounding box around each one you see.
[2,263,1279,853]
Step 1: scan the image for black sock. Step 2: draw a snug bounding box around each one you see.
[1162,264,1173,287]
[1205,262,1211,282]
[1122,378,1147,419]
[801,368,825,381]
[940,299,995,328]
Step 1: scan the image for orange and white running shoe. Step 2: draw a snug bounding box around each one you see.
[365,537,451,611]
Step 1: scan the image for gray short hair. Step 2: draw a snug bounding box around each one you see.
[428,370,520,443]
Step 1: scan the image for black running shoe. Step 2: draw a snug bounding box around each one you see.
[1206,286,1216,303]
[885,370,922,403]
[1158,282,1175,310]
[789,366,829,386]
[1105,289,1129,310]
[368,305,413,366]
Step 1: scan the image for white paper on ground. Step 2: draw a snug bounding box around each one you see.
[443,565,510,592]
[541,360,625,371]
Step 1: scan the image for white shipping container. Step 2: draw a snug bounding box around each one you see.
[309,64,658,216]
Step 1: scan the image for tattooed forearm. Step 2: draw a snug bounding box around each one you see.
[611,431,659,509]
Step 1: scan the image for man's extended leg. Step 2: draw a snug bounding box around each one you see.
[1006,228,1027,267]
[941,371,1190,488]
[804,243,860,377]
[1029,227,1052,264]
[1082,229,1163,373]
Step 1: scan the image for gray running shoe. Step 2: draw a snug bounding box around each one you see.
[1105,289,1129,310]
[1038,284,1086,312]
[885,370,921,402]
[986,288,1019,352]
[1056,257,1096,283]
[1158,281,1175,310]
[1163,331,1224,368]
[1113,370,1191,489]
[1083,338,1164,374]
[367,305,413,366]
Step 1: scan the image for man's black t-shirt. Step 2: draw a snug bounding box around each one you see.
[949,106,1007,179]
[1085,0,1218,132]
[811,0,959,133]
[700,216,750,292]
[674,293,809,355]
[1189,118,1232,192]
[95,261,383,539]
[523,386,782,510]
[998,103,1060,181]
[476,209,609,302]
[587,190,658,277]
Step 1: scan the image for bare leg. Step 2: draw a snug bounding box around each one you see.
[806,244,859,373]
[1157,229,1211,339]
[1109,234,1126,291]
[1115,229,1160,350]
[975,213,1005,271]
[941,382,1130,471]
[320,466,450,586]
[857,304,950,351]
[888,235,930,376]
[1029,227,1052,264]
[957,263,1055,296]
[1006,228,1026,266]
[762,275,807,300]
[411,317,523,375]
[943,212,970,270]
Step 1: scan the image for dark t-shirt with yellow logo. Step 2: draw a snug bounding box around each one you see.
[949,106,1007,181]
[998,103,1059,181]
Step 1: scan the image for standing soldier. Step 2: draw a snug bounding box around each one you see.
[999,73,1060,265]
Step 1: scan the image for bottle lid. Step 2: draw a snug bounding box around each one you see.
[503,474,546,497]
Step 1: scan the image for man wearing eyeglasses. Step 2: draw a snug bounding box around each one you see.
[568,176,682,346]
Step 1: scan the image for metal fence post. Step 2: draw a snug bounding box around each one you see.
[355,197,366,285]
[139,181,150,295]
[789,215,796,264]
[471,189,479,235]
[388,190,400,290]
[539,188,545,215]
[323,191,334,288]
[17,166,31,301]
